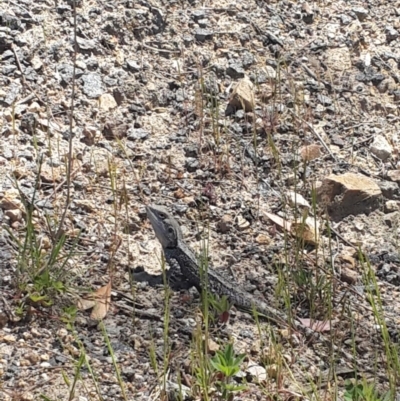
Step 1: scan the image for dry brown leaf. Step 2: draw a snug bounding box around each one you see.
[174,188,186,199]
[286,190,311,209]
[263,212,292,232]
[298,318,332,332]
[77,298,96,310]
[299,144,322,161]
[291,216,320,246]
[91,281,112,320]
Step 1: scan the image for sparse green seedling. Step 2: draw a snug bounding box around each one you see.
[344,378,394,401]
[207,294,232,324]
[209,343,247,400]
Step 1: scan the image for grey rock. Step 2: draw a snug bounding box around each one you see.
[1,50,14,60]
[20,113,38,134]
[0,13,21,30]
[76,36,97,52]
[81,73,103,98]
[104,76,118,86]
[58,64,84,84]
[57,5,71,14]
[86,58,99,70]
[352,7,368,21]
[127,128,149,141]
[192,10,206,21]
[340,14,352,25]
[127,60,141,72]
[203,72,219,95]
[186,157,199,172]
[183,34,194,45]
[197,19,209,28]
[370,135,392,161]
[385,26,399,42]
[0,31,12,52]
[226,62,245,78]
[377,181,400,200]
[242,51,255,68]
[317,94,332,105]
[331,135,345,147]
[2,65,17,75]
[195,28,213,42]
[4,82,21,106]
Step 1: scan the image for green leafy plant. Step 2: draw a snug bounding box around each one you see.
[344,378,394,401]
[207,294,232,323]
[209,343,247,400]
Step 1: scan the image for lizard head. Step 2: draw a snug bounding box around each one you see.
[146,204,183,248]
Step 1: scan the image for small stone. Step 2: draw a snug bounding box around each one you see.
[236,215,250,230]
[247,363,267,381]
[385,200,399,213]
[3,334,16,343]
[340,267,358,284]
[299,144,322,161]
[31,57,43,71]
[352,7,368,21]
[76,36,97,51]
[387,170,400,183]
[207,338,219,353]
[195,28,213,42]
[74,199,95,213]
[255,234,271,245]
[217,215,233,233]
[81,73,103,98]
[126,60,141,72]
[127,128,149,141]
[40,362,52,368]
[384,212,399,228]
[192,9,206,21]
[385,26,399,42]
[4,208,22,222]
[228,77,255,112]
[26,352,40,364]
[370,135,392,161]
[226,62,245,79]
[378,180,400,201]
[0,189,23,210]
[99,93,117,112]
[27,102,41,113]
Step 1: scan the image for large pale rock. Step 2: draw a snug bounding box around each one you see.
[317,173,381,221]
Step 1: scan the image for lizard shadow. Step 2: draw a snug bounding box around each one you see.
[131,266,193,291]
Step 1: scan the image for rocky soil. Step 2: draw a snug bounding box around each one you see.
[1,0,400,399]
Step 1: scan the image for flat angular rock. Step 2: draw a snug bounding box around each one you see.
[317,173,382,221]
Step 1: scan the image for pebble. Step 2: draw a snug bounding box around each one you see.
[370,135,392,160]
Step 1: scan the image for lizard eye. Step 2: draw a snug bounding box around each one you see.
[168,227,174,233]
[158,212,166,219]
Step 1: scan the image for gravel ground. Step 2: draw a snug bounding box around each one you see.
[1,0,400,399]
